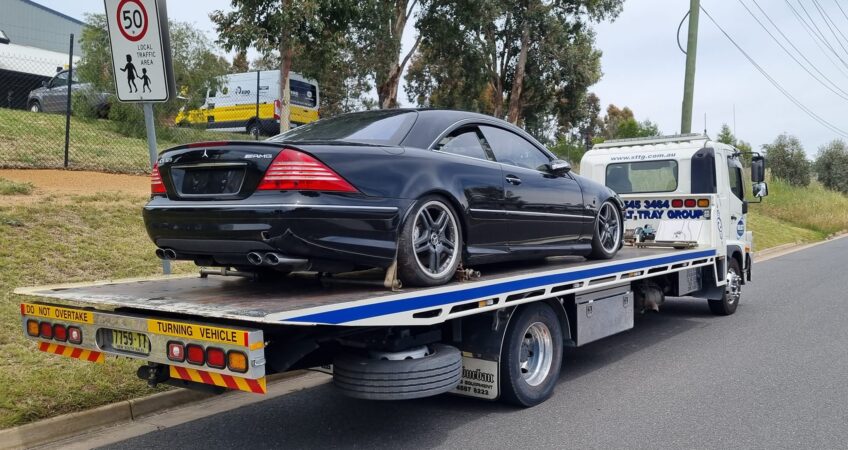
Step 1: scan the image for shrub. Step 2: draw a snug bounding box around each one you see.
[761,134,810,187]
[814,139,848,194]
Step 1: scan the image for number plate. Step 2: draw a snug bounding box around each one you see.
[110,329,151,355]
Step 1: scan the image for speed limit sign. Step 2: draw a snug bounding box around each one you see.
[104,0,175,102]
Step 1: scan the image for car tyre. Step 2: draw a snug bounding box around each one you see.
[397,196,462,287]
[588,200,622,260]
[708,258,741,316]
[500,303,563,407]
[29,101,42,113]
[333,344,462,400]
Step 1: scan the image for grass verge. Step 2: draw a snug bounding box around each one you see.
[0,178,34,195]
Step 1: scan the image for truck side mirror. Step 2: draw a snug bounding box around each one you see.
[753,181,768,198]
[751,156,765,182]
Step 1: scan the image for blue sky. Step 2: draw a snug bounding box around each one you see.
[33,0,848,156]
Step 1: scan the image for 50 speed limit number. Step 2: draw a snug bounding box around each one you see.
[117,0,148,42]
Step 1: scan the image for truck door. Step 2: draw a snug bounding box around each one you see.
[725,154,746,244]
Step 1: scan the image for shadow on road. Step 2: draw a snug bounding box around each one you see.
[106,298,718,449]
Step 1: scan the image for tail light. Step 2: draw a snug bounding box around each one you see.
[671,199,683,208]
[39,322,53,339]
[697,198,710,207]
[53,324,67,342]
[273,99,281,120]
[206,347,226,369]
[227,351,248,373]
[68,326,82,344]
[167,341,185,362]
[258,149,357,192]
[151,164,166,195]
[26,320,39,337]
[186,344,205,365]
[684,199,696,207]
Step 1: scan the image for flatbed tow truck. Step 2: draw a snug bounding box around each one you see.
[16,134,769,407]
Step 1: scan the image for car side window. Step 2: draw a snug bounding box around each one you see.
[435,128,489,161]
[479,125,550,171]
[727,158,744,200]
[52,71,68,88]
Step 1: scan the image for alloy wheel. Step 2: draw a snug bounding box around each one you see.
[412,201,459,278]
[598,202,621,253]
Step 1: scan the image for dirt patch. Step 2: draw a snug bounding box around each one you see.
[0,169,149,196]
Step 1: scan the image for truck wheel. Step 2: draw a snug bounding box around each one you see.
[588,200,622,260]
[500,303,563,407]
[397,196,462,287]
[29,101,42,113]
[333,344,462,400]
[247,121,261,138]
[708,258,741,316]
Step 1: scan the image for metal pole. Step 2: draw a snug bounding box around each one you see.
[255,70,260,140]
[63,33,74,167]
[144,102,171,275]
[681,0,700,134]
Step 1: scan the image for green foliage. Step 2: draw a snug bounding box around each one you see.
[0,178,34,195]
[814,139,848,194]
[549,138,587,164]
[714,123,752,166]
[762,134,811,187]
[598,104,658,139]
[716,123,734,145]
[231,51,250,73]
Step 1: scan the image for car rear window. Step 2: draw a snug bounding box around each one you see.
[605,160,679,194]
[269,110,417,145]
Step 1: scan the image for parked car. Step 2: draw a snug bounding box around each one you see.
[27,69,111,117]
[143,109,624,286]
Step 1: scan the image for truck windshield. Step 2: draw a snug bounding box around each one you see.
[605,160,679,194]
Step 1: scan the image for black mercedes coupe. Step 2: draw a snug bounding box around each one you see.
[144,109,623,286]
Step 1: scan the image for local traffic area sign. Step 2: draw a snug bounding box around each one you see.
[104,0,175,102]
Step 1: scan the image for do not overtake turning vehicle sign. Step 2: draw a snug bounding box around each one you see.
[104,0,175,102]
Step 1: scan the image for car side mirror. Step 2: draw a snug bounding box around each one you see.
[751,155,765,182]
[753,181,768,198]
[548,159,571,175]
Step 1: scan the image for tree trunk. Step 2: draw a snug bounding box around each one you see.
[278,0,292,133]
[491,78,504,118]
[376,0,418,109]
[506,17,530,124]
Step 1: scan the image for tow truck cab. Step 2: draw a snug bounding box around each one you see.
[580,133,768,282]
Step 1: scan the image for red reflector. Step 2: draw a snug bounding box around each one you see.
[68,326,82,344]
[684,199,696,207]
[206,347,226,369]
[39,322,53,339]
[257,149,358,192]
[151,163,166,195]
[53,324,67,342]
[186,344,205,365]
[671,199,683,208]
[187,141,230,148]
[167,341,185,362]
[273,99,281,120]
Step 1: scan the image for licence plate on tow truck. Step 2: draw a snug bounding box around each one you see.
[110,329,151,355]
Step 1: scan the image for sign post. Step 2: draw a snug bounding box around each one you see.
[104,0,175,273]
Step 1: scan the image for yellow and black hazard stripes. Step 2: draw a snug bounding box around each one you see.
[169,366,266,394]
[38,342,104,363]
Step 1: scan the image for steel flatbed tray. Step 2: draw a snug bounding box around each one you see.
[15,247,717,327]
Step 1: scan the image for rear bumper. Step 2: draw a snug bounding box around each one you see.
[143,198,410,269]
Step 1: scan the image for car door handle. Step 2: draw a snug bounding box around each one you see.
[505,175,522,185]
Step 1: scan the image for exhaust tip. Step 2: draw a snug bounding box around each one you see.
[163,248,177,260]
[155,248,166,259]
[265,253,281,266]
[247,252,264,266]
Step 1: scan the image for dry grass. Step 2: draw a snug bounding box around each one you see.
[0,178,34,195]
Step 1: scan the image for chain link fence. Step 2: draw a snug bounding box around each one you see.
[0,33,278,174]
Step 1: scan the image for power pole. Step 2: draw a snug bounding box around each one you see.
[681,0,700,134]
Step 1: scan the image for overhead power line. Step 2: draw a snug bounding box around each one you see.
[699,5,848,138]
[783,0,848,77]
[797,0,848,62]
[737,0,848,100]
[810,0,848,56]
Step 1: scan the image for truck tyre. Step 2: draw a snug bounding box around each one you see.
[500,303,563,407]
[333,344,462,400]
[397,196,462,287]
[247,120,261,138]
[709,258,741,316]
[588,200,622,260]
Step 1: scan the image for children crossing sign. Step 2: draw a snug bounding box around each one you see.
[104,0,175,102]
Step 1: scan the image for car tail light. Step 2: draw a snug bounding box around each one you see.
[151,164,166,195]
[684,199,696,207]
[186,344,205,365]
[68,326,82,344]
[697,198,710,207]
[227,351,248,373]
[39,322,53,339]
[206,347,226,369]
[671,199,683,208]
[26,320,39,337]
[257,149,358,192]
[53,324,67,342]
[167,341,185,362]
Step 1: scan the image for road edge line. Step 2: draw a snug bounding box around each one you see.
[754,232,847,262]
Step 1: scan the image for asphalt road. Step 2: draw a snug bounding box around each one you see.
[103,239,848,449]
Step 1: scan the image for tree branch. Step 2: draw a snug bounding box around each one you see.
[400,33,422,70]
[405,0,418,22]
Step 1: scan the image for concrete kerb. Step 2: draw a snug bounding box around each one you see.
[0,370,309,450]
